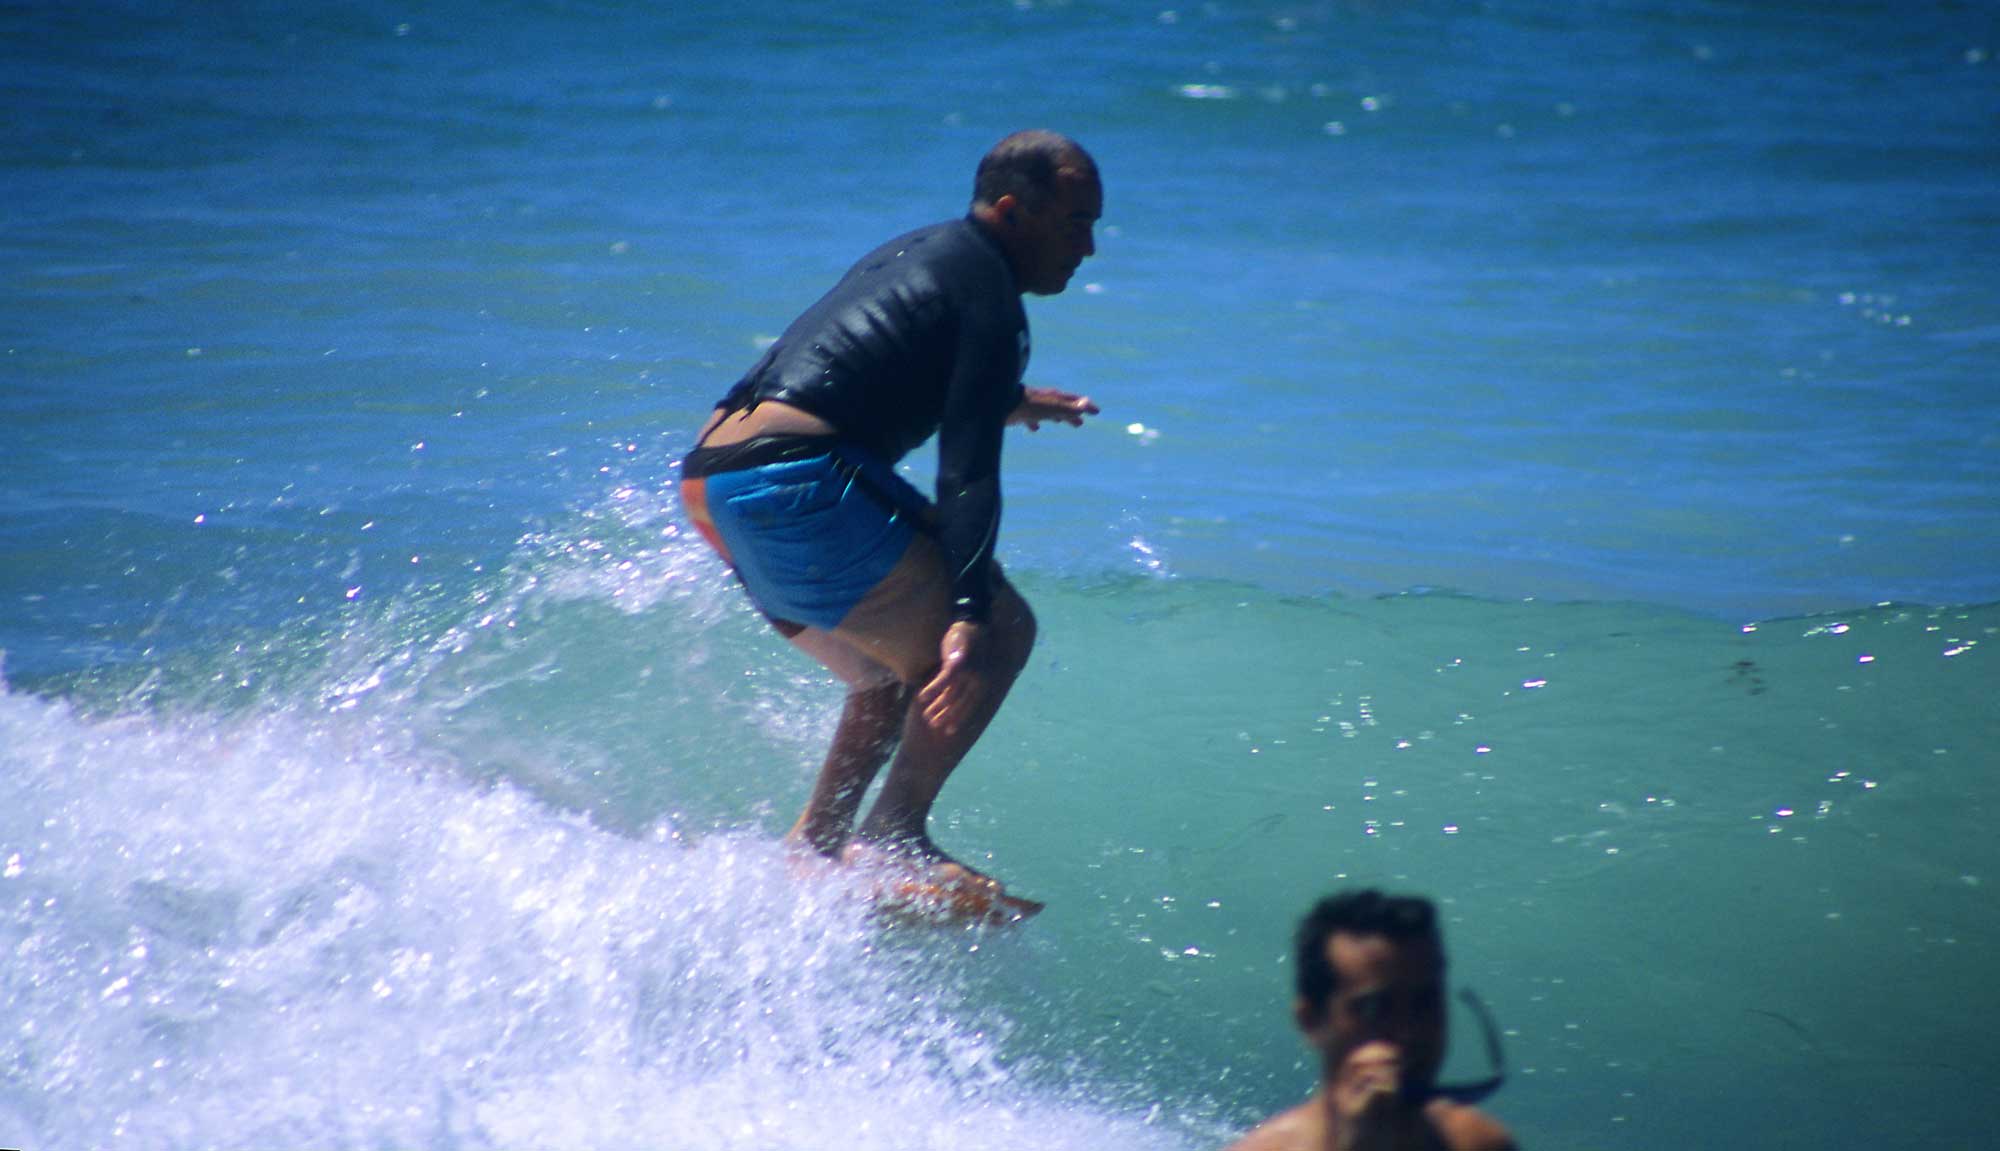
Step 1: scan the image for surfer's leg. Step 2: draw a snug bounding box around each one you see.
[857,583,1032,856]
[809,535,1036,881]
[781,628,909,858]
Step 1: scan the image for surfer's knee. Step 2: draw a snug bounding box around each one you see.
[993,591,1037,676]
[1016,598,1038,665]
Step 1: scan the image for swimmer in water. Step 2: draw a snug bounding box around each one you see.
[1228,890,1518,1151]
[679,130,1101,896]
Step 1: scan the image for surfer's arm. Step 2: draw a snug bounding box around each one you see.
[1007,386,1098,430]
[932,284,1021,626]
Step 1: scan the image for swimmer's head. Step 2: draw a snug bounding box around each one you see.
[1292,889,1449,1093]
[972,130,1102,295]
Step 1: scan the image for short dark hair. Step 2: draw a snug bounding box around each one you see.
[972,130,1098,212]
[1294,889,1442,1014]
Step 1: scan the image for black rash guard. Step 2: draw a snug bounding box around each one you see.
[713,216,1029,624]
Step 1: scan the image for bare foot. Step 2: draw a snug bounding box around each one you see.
[782,826,848,886]
[840,837,1003,893]
[784,814,849,860]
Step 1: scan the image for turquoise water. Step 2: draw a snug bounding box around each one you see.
[4,2,1997,1148]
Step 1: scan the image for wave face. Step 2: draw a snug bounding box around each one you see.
[2,524,1994,1147]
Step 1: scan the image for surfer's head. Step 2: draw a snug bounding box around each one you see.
[971,130,1101,296]
[1292,889,1448,1095]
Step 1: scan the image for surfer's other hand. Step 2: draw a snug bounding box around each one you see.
[918,621,987,734]
[1008,385,1098,431]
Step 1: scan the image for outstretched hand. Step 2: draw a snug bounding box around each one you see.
[1008,386,1099,431]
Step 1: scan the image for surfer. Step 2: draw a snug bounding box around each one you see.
[679,130,1101,899]
[1228,890,1518,1151]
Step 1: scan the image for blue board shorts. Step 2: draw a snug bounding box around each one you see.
[680,436,929,633]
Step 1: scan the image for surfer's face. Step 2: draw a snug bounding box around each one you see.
[1013,172,1100,295]
[1303,932,1448,1089]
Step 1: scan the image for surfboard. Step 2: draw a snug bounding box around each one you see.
[787,848,1043,927]
[867,877,1044,927]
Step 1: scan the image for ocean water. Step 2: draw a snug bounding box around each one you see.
[3,2,1996,1149]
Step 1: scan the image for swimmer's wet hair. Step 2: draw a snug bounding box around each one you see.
[1294,889,1441,1012]
[973,130,1098,212]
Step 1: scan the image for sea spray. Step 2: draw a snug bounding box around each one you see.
[0,682,1205,1150]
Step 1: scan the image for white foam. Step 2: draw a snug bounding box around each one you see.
[0,686,1191,1151]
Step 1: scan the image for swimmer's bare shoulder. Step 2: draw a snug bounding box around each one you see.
[1222,1101,1319,1151]
[1425,1099,1518,1150]
[1222,1099,1517,1151]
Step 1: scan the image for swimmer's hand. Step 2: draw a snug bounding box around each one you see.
[1009,386,1098,431]
[918,621,987,735]
[1333,1043,1426,1151]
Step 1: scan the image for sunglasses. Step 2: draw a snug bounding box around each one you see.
[1428,988,1508,1105]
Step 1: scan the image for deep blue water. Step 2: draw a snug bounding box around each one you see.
[3,2,1996,1149]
